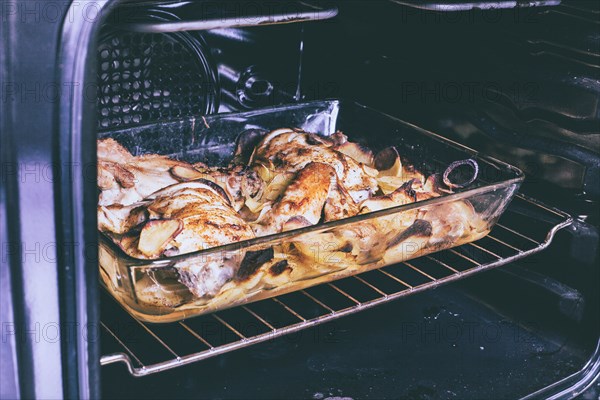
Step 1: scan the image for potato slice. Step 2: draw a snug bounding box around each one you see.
[138,219,183,258]
[243,172,293,214]
[263,173,292,200]
[383,219,432,264]
[149,179,231,206]
[362,164,379,178]
[245,196,268,214]
[170,165,205,181]
[376,175,407,195]
[334,142,374,166]
[292,232,354,268]
[374,147,402,177]
[98,203,150,234]
[360,182,415,213]
[324,182,360,222]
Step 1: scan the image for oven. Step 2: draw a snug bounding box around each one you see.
[1,1,599,398]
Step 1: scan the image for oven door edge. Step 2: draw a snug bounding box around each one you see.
[56,0,126,398]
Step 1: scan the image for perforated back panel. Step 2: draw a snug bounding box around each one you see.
[97,30,217,130]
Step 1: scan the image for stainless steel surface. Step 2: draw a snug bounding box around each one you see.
[389,0,560,11]
[0,151,19,400]
[100,194,572,377]
[122,3,338,33]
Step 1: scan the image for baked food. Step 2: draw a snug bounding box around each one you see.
[98,129,488,311]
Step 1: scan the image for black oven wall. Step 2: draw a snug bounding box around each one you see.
[300,1,600,222]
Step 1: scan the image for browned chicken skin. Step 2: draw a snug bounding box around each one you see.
[250,129,379,203]
[251,162,336,236]
[102,181,254,258]
[191,163,264,212]
[97,138,189,206]
[101,180,256,298]
[97,138,264,211]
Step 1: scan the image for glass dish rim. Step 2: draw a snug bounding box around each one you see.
[97,98,525,266]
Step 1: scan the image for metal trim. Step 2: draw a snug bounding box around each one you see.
[121,5,339,33]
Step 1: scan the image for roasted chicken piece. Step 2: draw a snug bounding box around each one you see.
[251,162,334,236]
[99,180,256,298]
[98,138,191,206]
[187,163,264,212]
[250,162,360,237]
[248,129,379,203]
[98,138,264,211]
[100,180,254,257]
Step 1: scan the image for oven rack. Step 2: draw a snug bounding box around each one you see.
[100,195,572,377]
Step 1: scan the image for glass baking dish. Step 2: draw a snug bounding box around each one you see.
[98,99,524,323]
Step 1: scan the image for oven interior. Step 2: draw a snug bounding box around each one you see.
[87,1,600,398]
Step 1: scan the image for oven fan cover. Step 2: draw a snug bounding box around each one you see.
[96,12,219,130]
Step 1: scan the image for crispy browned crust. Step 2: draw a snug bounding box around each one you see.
[251,162,335,236]
[103,182,254,260]
[324,181,360,222]
[251,130,379,202]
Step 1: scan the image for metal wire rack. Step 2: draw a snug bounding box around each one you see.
[100,195,572,377]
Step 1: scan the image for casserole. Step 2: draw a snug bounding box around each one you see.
[98,99,524,322]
